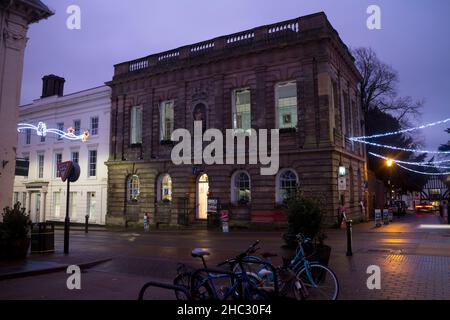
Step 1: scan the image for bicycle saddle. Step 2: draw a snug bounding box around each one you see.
[191,248,210,258]
[261,252,278,259]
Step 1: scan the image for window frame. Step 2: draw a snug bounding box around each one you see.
[230,170,251,205]
[275,81,298,130]
[37,153,45,179]
[88,149,97,177]
[57,123,64,140]
[157,174,173,202]
[231,88,252,133]
[54,152,63,178]
[127,175,140,202]
[276,168,299,204]
[90,116,99,136]
[130,105,143,145]
[160,100,175,142]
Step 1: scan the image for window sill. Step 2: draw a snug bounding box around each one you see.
[160,140,175,146]
[279,127,297,134]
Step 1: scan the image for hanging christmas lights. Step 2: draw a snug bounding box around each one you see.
[17,122,90,142]
[350,117,450,141]
[369,152,450,169]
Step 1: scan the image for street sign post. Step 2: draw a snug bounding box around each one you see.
[57,161,80,254]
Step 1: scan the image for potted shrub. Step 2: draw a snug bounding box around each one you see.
[281,195,331,266]
[0,202,32,260]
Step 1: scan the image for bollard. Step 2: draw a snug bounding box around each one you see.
[346,219,353,256]
[85,215,89,233]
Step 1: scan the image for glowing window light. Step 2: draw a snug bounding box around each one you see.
[17,122,90,142]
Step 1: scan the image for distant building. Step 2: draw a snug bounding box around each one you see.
[0,0,53,212]
[13,76,111,224]
[420,176,449,207]
[106,12,367,227]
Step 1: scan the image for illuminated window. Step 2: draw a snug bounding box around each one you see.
[231,171,251,204]
[130,106,143,144]
[232,89,251,132]
[157,174,172,202]
[160,101,174,141]
[127,175,140,201]
[276,82,298,129]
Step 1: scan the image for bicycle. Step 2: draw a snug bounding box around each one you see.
[174,241,274,301]
[235,234,339,300]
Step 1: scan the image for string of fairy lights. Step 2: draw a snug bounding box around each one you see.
[350,118,450,176]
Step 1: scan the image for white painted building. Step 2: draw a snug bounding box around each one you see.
[13,78,111,225]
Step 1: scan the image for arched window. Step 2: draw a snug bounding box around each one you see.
[127,175,140,201]
[276,169,298,203]
[157,174,172,202]
[231,171,251,204]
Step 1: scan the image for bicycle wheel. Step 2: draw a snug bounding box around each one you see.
[297,264,339,300]
[173,272,215,300]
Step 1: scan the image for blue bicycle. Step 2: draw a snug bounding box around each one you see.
[174,241,275,301]
[234,234,339,300]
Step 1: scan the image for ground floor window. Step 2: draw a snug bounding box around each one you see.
[87,192,96,219]
[53,192,61,217]
[276,169,299,203]
[157,174,172,202]
[127,175,140,201]
[231,171,251,204]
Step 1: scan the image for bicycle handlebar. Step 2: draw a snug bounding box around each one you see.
[217,240,260,267]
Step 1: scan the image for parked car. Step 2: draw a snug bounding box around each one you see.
[415,201,434,213]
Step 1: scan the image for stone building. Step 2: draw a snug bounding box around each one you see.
[0,0,52,212]
[106,12,367,227]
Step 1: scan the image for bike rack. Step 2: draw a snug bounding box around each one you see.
[138,281,191,300]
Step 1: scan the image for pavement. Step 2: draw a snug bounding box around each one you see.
[0,211,449,300]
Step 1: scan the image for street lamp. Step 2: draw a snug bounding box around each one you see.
[386,158,394,202]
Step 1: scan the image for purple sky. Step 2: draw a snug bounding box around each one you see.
[21,0,450,151]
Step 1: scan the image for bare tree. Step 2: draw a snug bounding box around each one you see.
[353,47,422,121]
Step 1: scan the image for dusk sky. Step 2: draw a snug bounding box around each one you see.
[21,0,450,152]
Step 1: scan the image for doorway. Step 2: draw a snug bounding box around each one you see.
[196,174,209,220]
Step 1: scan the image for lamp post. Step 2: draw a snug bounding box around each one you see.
[386,158,394,203]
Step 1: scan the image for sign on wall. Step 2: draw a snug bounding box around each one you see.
[15,158,29,176]
[207,198,219,213]
[338,177,347,191]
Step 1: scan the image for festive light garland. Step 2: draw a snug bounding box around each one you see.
[354,140,450,154]
[350,117,450,141]
[395,163,450,176]
[369,152,450,169]
[17,122,90,142]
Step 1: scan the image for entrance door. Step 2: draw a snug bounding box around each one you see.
[197,174,209,220]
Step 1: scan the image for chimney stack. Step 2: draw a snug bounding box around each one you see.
[41,74,65,98]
